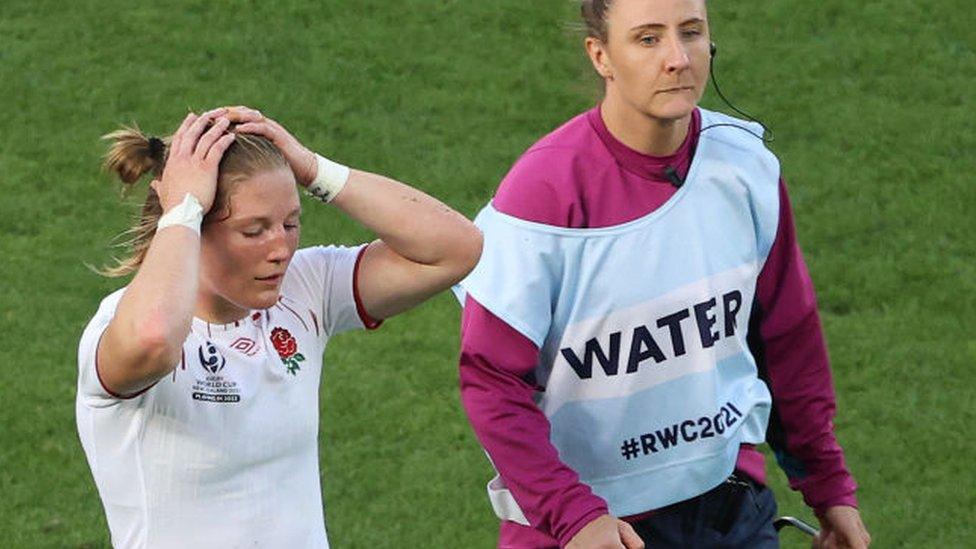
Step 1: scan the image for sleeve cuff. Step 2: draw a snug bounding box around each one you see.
[798,470,858,515]
[813,494,859,517]
[554,503,610,547]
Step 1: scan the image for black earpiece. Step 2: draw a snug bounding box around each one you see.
[701,40,774,143]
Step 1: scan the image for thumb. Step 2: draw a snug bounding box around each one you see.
[617,520,645,549]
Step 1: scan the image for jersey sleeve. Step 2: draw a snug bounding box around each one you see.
[754,178,858,512]
[77,289,136,407]
[460,295,609,546]
[284,245,382,338]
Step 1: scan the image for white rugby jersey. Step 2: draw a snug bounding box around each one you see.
[76,245,375,548]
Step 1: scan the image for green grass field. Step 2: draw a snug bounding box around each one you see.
[1,0,974,546]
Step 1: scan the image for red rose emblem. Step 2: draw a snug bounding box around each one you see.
[270,327,297,359]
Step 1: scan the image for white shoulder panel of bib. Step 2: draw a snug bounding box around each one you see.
[454,206,570,348]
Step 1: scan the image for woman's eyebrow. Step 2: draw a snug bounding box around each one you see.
[630,17,705,33]
[232,208,303,224]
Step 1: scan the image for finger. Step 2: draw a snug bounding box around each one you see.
[234,121,278,141]
[179,116,214,158]
[617,521,644,549]
[200,107,227,118]
[178,110,226,157]
[266,117,292,136]
[240,118,297,150]
[193,117,231,159]
[170,112,197,153]
[226,105,260,116]
[225,106,264,123]
[204,132,237,164]
[845,531,868,549]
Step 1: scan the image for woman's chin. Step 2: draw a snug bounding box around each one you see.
[243,290,281,311]
[647,99,698,123]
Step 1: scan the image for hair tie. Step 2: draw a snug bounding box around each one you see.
[147,136,165,160]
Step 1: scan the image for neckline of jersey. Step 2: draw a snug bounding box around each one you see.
[191,310,264,333]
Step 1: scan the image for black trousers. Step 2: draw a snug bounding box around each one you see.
[629,475,780,548]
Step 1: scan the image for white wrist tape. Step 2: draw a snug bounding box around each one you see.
[306,153,350,203]
[156,193,203,235]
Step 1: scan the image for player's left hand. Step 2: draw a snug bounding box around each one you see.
[224,106,318,187]
[813,506,871,549]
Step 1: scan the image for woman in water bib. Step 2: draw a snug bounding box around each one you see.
[456,1,870,547]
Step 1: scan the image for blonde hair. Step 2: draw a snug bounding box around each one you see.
[100,121,288,277]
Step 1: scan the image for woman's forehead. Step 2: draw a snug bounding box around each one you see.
[609,0,707,26]
[224,169,301,220]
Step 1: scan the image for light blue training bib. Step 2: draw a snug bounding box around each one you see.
[458,110,781,520]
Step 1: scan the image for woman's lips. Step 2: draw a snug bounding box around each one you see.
[658,86,694,94]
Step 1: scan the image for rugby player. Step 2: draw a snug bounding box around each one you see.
[77,107,481,547]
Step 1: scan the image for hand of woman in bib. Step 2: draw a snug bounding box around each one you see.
[566,515,644,549]
[814,506,871,549]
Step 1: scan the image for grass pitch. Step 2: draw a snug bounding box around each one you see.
[1,0,973,547]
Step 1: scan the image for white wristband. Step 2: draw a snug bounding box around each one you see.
[306,153,350,203]
[156,193,203,235]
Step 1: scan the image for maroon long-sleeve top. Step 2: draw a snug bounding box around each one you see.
[459,107,858,548]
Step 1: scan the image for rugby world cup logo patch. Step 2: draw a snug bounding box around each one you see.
[198,341,226,374]
[270,327,305,375]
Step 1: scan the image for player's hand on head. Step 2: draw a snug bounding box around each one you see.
[225,105,317,187]
[567,514,645,549]
[812,506,870,549]
[157,107,235,213]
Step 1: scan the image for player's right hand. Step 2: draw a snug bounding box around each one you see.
[154,108,236,214]
[566,514,645,549]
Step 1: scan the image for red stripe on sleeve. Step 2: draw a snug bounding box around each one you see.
[309,309,320,337]
[353,245,383,330]
[94,329,158,400]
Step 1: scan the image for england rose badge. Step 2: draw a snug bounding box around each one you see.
[270,327,305,375]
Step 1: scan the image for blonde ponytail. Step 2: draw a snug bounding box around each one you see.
[102,126,167,184]
[99,126,170,277]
